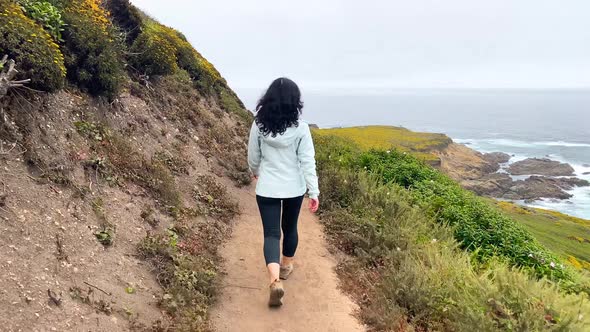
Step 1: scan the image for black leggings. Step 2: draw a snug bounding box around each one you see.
[256,195,304,265]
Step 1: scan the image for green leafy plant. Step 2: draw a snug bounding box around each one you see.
[74,120,107,141]
[95,227,114,246]
[17,0,65,41]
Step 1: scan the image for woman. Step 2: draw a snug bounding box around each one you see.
[247,77,320,307]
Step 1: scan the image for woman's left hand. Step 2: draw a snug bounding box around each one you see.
[309,197,319,213]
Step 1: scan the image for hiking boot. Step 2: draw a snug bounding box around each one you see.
[268,280,284,307]
[279,264,294,280]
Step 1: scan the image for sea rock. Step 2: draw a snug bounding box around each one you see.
[505,176,570,200]
[583,171,590,175]
[507,158,574,176]
[462,173,512,197]
[554,176,590,189]
[483,152,511,164]
[463,174,589,201]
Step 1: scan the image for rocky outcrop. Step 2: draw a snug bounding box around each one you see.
[505,176,576,200]
[483,152,511,164]
[507,158,575,176]
[431,142,588,203]
[463,174,589,201]
[462,173,513,197]
[435,143,499,180]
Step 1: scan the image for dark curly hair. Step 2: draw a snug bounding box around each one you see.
[255,77,303,137]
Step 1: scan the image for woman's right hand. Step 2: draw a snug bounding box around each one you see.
[309,197,319,213]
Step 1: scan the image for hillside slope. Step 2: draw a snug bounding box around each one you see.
[312,133,590,331]
[1,0,253,330]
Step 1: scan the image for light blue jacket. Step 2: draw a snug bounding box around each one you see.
[248,121,320,199]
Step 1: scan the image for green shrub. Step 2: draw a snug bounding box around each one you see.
[0,0,65,91]
[129,21,178,76]
[60,0,124,98]
[105,0,142,43]
[129,19,223,91]
[16,0,65,41]
[217,86,252,122]
[357,149,574,283]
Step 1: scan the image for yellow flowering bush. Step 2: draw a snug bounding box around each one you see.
[60,0,124,98]
[129,21,179,76]
[129,18,249,119]
[0,0,65,91]
[130,20,222,89]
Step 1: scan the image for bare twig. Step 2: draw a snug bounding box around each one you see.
[83,281,111,296]
[48,185,61,195]
[55,234,68,261]
[221,283,261,290]
[0,206,12,215]
[26,174,41,182]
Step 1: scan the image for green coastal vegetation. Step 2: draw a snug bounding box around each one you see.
[313,132,590,330]
[316,125,451,164]
[317,125,590,274]
[495,201,590,272]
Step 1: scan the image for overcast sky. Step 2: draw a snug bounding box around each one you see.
[131,0,590,91]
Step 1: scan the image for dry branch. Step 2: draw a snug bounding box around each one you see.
[0,55,31,97]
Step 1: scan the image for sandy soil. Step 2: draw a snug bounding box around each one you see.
[211,185,365,332]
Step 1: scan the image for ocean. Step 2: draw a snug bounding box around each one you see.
[238,88,590,219]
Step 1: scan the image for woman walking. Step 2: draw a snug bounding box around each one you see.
[247,77,320,307]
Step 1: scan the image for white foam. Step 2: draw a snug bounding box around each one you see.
[455,138,590,150]
[539,141,590,148]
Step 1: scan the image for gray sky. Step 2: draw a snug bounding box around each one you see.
[131,0,590,91]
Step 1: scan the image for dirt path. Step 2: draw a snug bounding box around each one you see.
[211,186,365,332]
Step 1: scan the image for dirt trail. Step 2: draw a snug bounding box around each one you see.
[212,185,365,332]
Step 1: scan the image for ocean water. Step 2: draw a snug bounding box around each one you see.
[238,88,590,219]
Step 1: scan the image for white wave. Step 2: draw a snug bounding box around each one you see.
[455,138,590,149]
[540,141,590,148]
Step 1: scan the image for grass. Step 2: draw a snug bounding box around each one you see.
[314,133,590,331]
[314,125,452,164]
[494,200,590,271]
